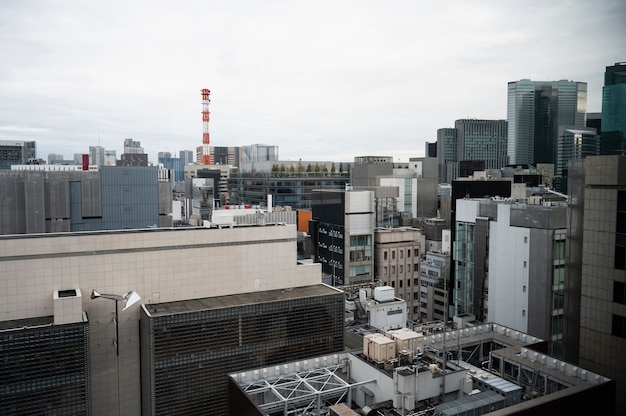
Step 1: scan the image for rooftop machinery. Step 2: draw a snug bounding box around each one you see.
[201,88,211,165]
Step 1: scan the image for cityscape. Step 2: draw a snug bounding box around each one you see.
[1,2,625,416]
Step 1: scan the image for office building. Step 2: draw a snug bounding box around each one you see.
[179,149,194,167]
[0,140,36,170]
[436,119,507,184]
[89,146,105,166]
[507,79,587,166]
[600,62,626,155]
[0,224,326,415]
[565,155,626,414]
[555,126,599,192]
[228,323,615,415]
[48,153,64,164]
[157,152,182,182]
[241,143,278,164]
[228,170,349,210]
[0,166,169,234]
[374,227,422,321]
[123,138,144,154]
[209,145,241,166]
[454,198,567,353]
[1,292,90,416]
[311,189,375,286]
[426,141,437,157]
[420,250,451,322]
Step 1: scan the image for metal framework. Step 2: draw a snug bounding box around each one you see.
[240,364,375,415]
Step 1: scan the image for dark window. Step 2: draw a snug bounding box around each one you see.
[614,281,626,304]
[617,212,626,234]
[612,314,626,339]
[616,246,626,270]
[618,191,626,212]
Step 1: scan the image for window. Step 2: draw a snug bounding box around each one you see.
[400,250,403,259]
[391,281,395,288]
[407,249,411,258]
[383,266,388,276]
[553,265,565,285]
[522,309,526,317]
[553,238,565,260]
[384,251,388,260]
[614,281,626,305]
[407,279,411,287]
[524,236,528,243]
[392,251,396,260]
[414,263,419,272]
[523,285,527,293]
[523,261,527,268]
[400,280,403,288]
[399,265,403,274]
[616,246,626,270]
[612,314,626,339]
[414,249,419,257]
[392,266,396,275]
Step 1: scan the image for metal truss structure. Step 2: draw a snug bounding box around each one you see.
[240,364,375,415]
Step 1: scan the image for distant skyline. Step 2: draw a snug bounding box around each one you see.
[1,0,624,164]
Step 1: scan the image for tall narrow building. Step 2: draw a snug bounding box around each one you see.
[600,62,626,155]
[565,155,626,414]
[507,80,587,166]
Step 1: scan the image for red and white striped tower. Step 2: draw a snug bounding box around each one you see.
[201,88,211,165]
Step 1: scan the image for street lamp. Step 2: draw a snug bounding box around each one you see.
[90,289,141,356]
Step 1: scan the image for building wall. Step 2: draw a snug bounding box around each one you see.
[0,225,321,416]
[487,204,530,333]
[0,318,90,415]
[572,155,626,414]
[375,227,422,321]
[140,285,343,416]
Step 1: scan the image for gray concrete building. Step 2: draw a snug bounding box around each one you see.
[565,155,626,414]
[0,166,170,234]
[0,224,326,415]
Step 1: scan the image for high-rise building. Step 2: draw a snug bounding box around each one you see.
[425,141,437,158]
[89,146,105,166]
[158,152,182,182]
[437,128,457,183]
[179,149,194,167]
[241,144,278,165]
[565,155,626,414]
[209,145,241,166]
[0,140,36,170]
[436,120,507,183]
[600,62,626,155]
[420,250,451,322]
[123,138,144,154]
[507,79,587,166]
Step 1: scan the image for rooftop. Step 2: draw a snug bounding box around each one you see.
[143,284,343,317]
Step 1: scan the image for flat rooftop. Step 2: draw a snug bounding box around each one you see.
[0,316,54,331]
[143,284,343,317]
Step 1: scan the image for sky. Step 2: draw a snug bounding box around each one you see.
[0,0,624,164]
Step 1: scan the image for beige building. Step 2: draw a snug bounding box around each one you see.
[374,227,422,321]
[0,224,321,415]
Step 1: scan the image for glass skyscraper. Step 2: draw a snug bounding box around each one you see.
[600,62,626,155]
[507,80,587,166]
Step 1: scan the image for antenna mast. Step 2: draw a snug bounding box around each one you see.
[201,88,211,165]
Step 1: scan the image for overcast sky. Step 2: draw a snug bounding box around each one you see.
[1,0,624,164]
